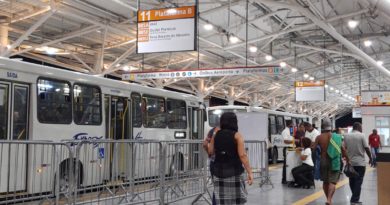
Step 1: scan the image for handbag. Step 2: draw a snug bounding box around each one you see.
[343,164,359,178]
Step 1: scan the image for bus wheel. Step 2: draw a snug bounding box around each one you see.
[272,147,278,164]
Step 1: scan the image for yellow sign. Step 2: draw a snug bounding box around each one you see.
[295,80,325,87]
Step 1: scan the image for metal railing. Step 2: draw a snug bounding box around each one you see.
[0,139,270,205]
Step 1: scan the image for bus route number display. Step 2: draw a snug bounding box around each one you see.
[137,6,196,54]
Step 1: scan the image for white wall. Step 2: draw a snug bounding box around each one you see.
[362,107,390,145]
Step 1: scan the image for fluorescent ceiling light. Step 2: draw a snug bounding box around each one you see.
[45,47,58,55]
[203,24,213,31]
[336,89,340,93]
[348,20,359,28]
[265,55,273,61]
[364,40,372,47]
[309,76,314,81]
[291,67,298,73]
[229,35,239,44]
[325,84,329,88]
[303,73,309,78]
[377,60,383,66]
[280,62,287,67]
[330,87,334,91]
[249,46,258,53]
[122,66,130,71]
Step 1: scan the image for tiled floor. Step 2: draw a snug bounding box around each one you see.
[181,164,378,205]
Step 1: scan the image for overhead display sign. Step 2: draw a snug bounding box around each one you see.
[137,6,196,53]
[122,66,281,80]
[295,80,325,102]
[361,91,390,106]
[352,107,362,118]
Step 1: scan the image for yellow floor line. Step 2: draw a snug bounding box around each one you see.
[292,167,375,205]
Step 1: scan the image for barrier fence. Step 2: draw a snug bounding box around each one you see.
[0,140,270,205]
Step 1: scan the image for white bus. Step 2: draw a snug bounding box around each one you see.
[204,105,312,164]
[0,57,204,196]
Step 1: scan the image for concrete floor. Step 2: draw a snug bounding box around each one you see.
[180,164,378,205]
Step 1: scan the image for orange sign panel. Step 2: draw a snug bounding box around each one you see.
[295,80,325,87]
[138,6,196,22]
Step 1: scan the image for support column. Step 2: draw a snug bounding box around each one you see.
[0,24,9,56]
[197,79,205,99]
[94,49,103,73]
[228,87,235,105]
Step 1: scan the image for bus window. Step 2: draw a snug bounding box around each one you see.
[208,109,245,127]
[269,115,277,135]
[276,116,285,134]
[167,99,186,129]
[73,84,101,125]
[131,93,142,128]
[37,78,72,124]
[292,118,297,127]
[0,84,8,139]
[143,95,166,128]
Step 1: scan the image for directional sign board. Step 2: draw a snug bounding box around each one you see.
[361,91,390,106]
[137,6,196,53]
[295,80,325,102]
[122,66,281,80]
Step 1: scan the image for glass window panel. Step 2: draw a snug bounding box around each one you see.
[73,84,101,125]
[0,85,8,140]
[167,99,186,129]
[12,86,28,140]
[207,109,246,127]
[143,95,166,128]
[37,78,72,124]
[131,93,142,128]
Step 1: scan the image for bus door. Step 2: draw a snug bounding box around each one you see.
[104,95,131,180]
[188,107,204,169]
[0,82,29,193]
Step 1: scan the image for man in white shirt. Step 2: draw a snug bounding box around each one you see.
[282,120,294,184]
[304,122,320,143]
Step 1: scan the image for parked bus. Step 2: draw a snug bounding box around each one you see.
[204,105,312,164]
[0,58,204,195]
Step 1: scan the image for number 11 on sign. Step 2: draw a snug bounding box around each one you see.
[140,11,151,21]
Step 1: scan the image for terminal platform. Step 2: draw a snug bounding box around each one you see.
[179,164,378,205]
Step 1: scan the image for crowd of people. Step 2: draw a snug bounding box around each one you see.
[203,112,378,205]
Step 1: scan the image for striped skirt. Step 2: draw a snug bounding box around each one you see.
[213,174,248,205]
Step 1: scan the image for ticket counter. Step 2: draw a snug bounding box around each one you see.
[377,153,390,205]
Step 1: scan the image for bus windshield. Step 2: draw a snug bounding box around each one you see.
[208,109,246,127]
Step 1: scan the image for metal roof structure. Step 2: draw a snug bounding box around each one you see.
[1,0,390,120]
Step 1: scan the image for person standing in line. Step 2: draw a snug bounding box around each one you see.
[282,120,295,184]
[203,125,220,205]
[344,122,373,205]
[312,119,349,205]
[368,129,381,167]
[206,112,253,204]
[304,122,320,143]
[294,123,306,147]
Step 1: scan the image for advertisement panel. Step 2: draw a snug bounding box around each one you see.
[295,80,325,102]
[137,6,196,53]
[361,91,390,106]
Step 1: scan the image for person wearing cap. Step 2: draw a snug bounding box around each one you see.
[343,122,373,205]
[312,118,349,205]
